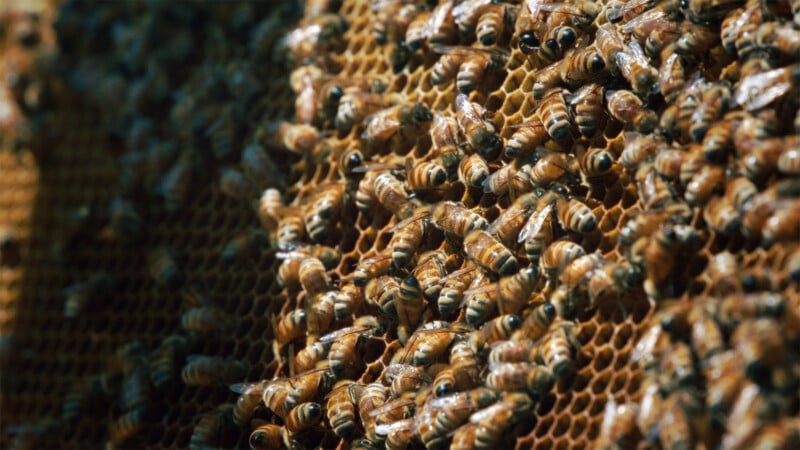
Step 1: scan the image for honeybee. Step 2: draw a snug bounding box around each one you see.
[357,383,389,441]
[429,112,463,172]
[290,65,326,125]
[353,251,393,287]
[505,117,548,158]
[417,388,499,449]
[486,362,555,397]
[181,355,247,387]
[732,317,786,380]
[181,306,232,335]
[459,153,491,188]
[414,250,450,302]
[284,402,323,434]
[407,160,448,191]
[230,381,266,427]
[109,407,148,446]
[324,380,358,439]
[374,171,416,219]
[559,45,606,85]
[241,142,279,190]
[281,14,348,62]
[786,246,800,281]
[469,314,523,351]
[515,302,557,341]
[256,188,283,231]
[539,25,578,64]
[332,283,365,322]
[63,273,114,319]
[249,423,282,450]
[606,89,658,133]
[275,308,307,345]
[751,419,800,450]
[275,122,320,155]
[221,229,269,264]
[487,192,539,247]
[362,102,433,143]
[532,61,564,100]
[277,208,306,250]
[519,191,558,263]
[596,401,641,450]
[558,196,597,234]
[147,247,181,288]
[468,267,540,325]
[302,182,346,243]
[431,46,509,94]
[703,195,741,235]
[619,132,659,169]
[373,1,420,44]
[550,252,606,316]
[298,256,332,297]
[734,63,800,113]
[433,340,481,396]
[452,0,494,36]
[659,390,701,450]
[437,265,481,317]
[690,308,724,362]
[431,201,489,237]
[568,83,605,139]
[643,225,701,297]
[375,418,417,450]
[540,240,586,283]
[537,88,573,141]
[688,81,733,143]
[295,340,332,373]
[482,162,515,197]
[455,93,502,159]
[403,326,462,366]
[366,275,400,316]
[388,206,431,269]
[410,0,457,49]
[405,10,433,50]
[616,42,658,96]
[324,316,383,377]
[684,164,725,206]
[618,203,693,249]
[487,339,535,367]
[382,364,431,398]
[464,229,518,276]
[335,91,384,131]
[397,275,426,329]
[778,146,800,175]
[470,392,535,449]
[580,147,616,184]
[476,3,517,46]
[532,320,580,376]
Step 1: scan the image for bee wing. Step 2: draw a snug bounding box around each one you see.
[369,398,415,418]
[735,66,793,112]
[320,326,371,343]
[389,210,431,233]
[568,83,601,105]
[359,252,393,265]
[230,381,265,395]
[439,266,480,284]
[453,0,493,24]
[469,400,514,424]
[621,9,676,35]
[519,202,554,243]
[375,418,415,436]
[619,0,653,18]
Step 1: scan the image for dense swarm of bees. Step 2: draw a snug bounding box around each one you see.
[1,0,800,449]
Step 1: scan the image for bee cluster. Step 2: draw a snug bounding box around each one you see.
[1,0,800,449]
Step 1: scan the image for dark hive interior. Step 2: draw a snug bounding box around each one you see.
[1,0,799,449]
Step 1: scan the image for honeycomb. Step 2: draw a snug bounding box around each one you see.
[1,0,799,449]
